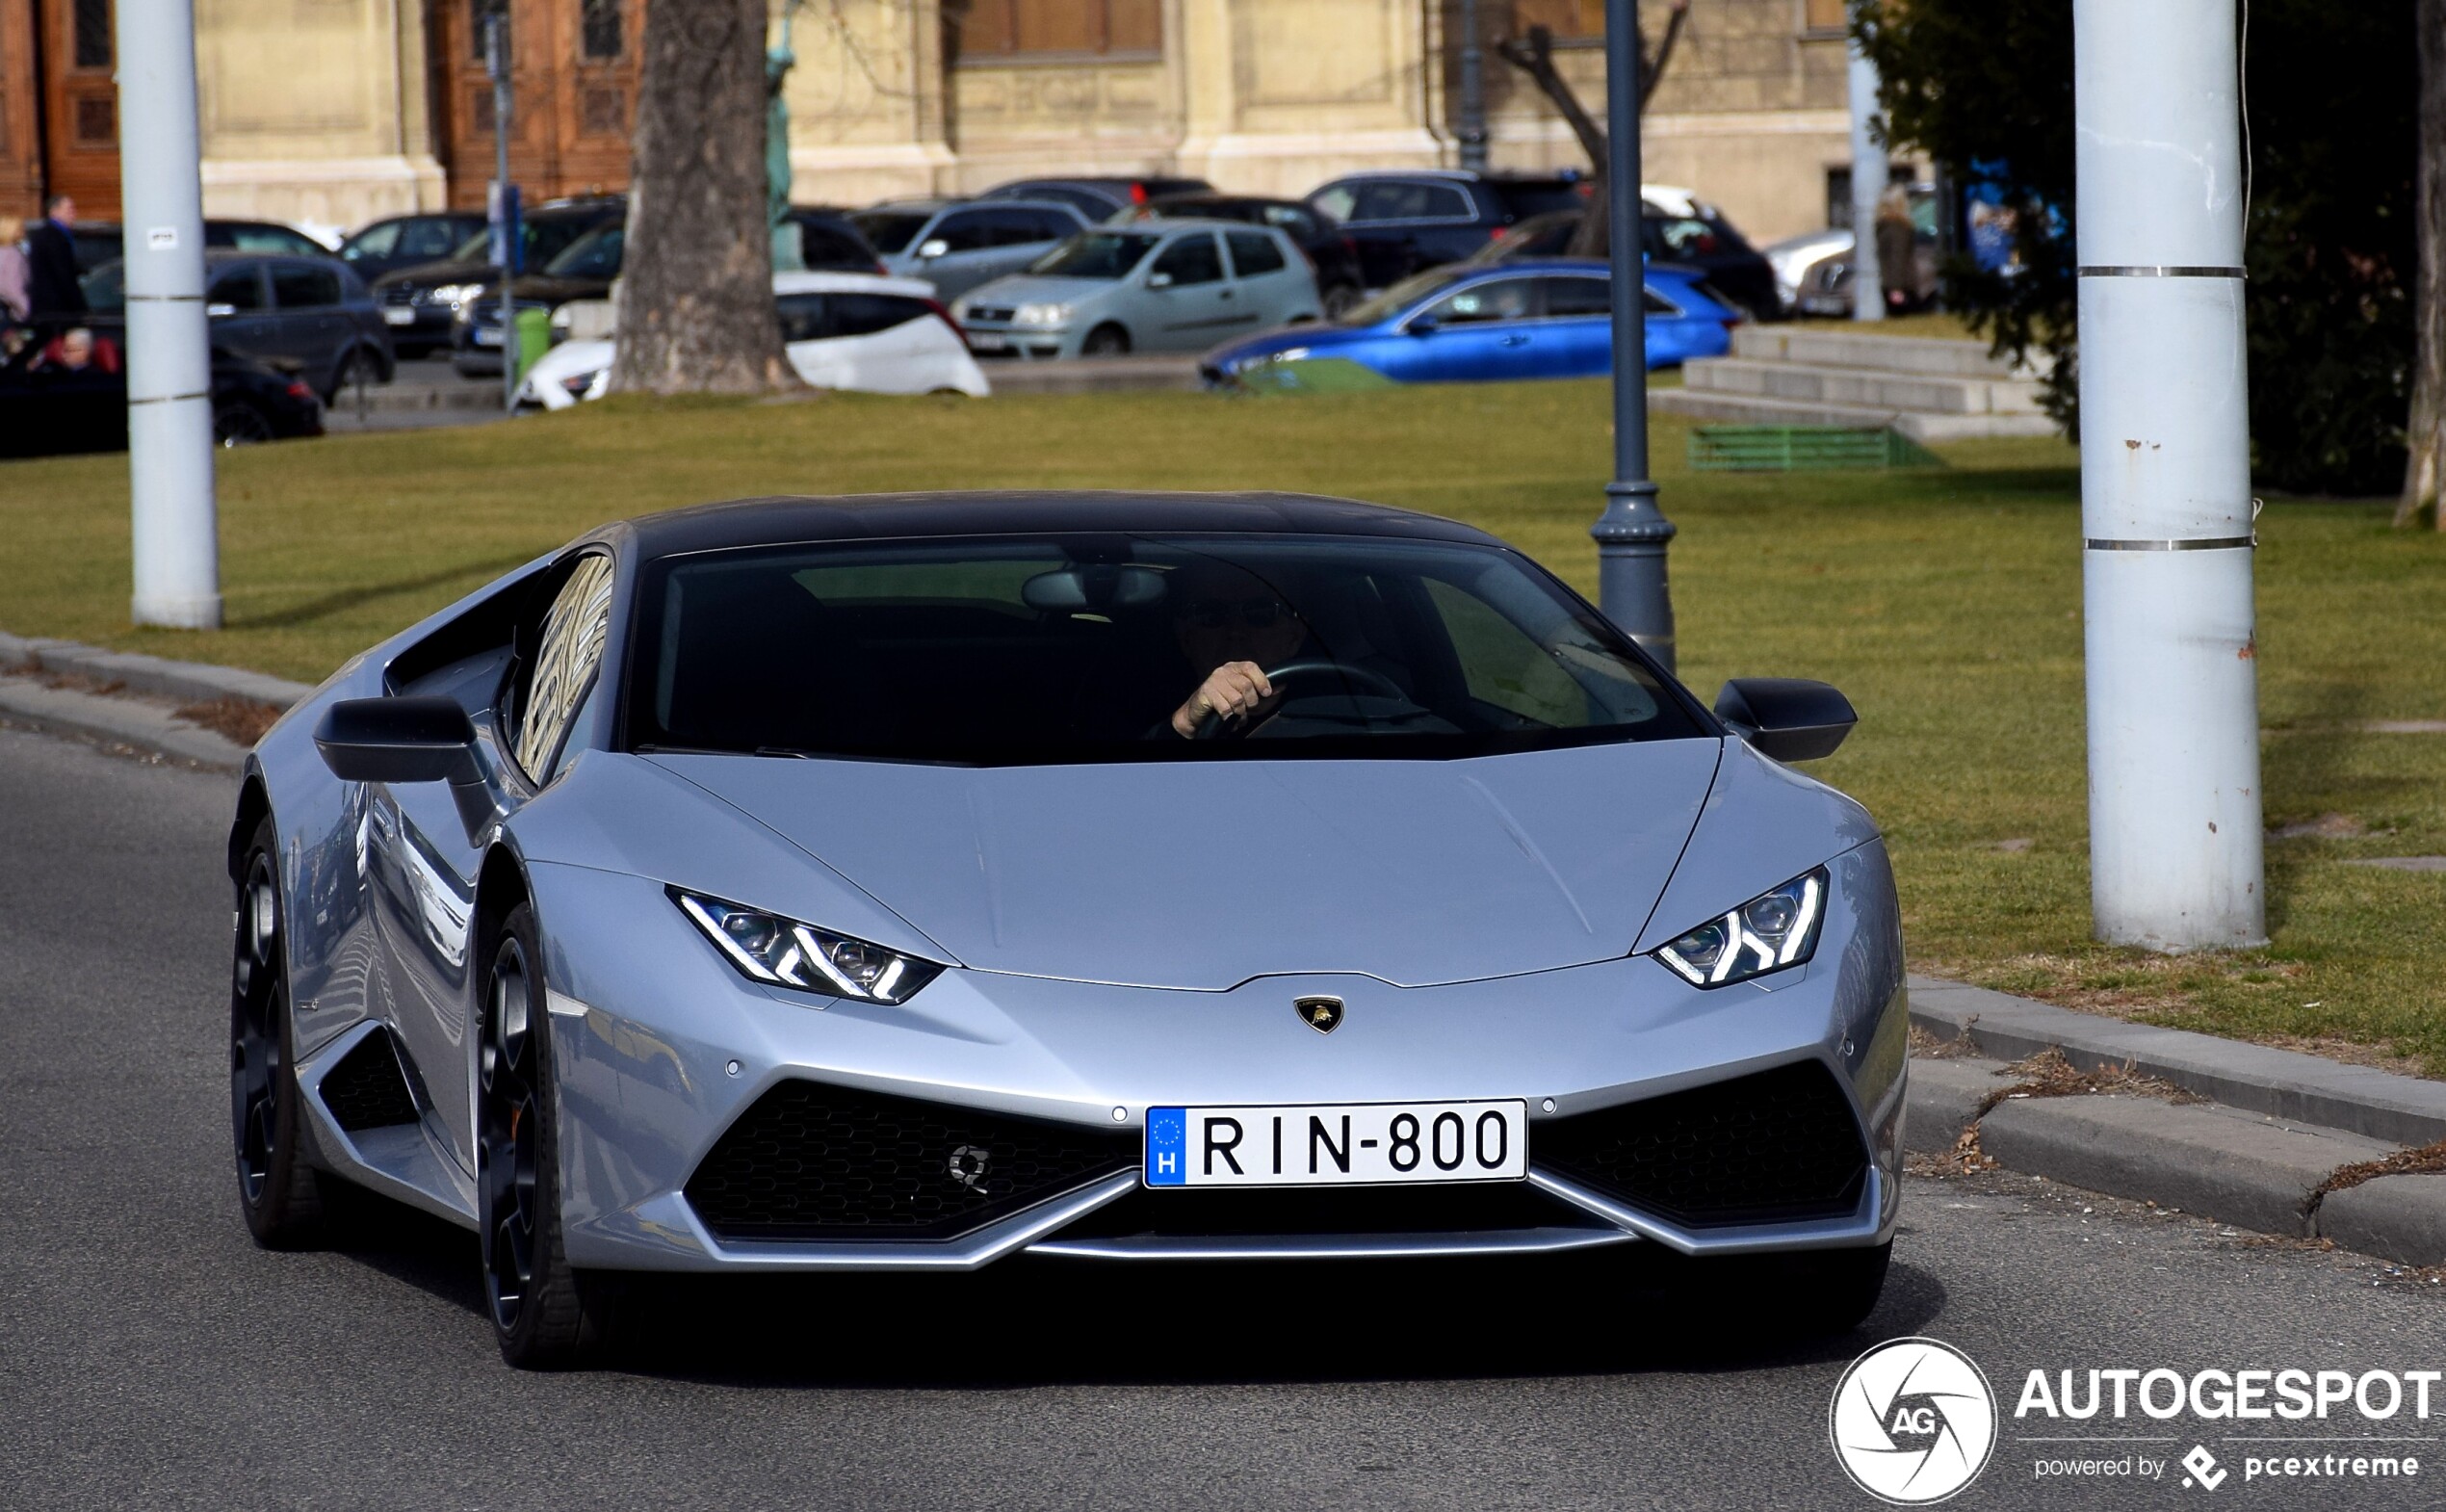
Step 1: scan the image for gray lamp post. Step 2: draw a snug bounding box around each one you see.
[1591,0,1676,669]
[1456,0,1488,171]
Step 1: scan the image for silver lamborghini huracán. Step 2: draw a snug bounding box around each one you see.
[227,491,1908,1367]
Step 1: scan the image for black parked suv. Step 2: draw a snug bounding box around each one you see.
[449,207,884,376]
[1119,194,1367,317]
[81,250,395,401]
[1456,200,1782,321]
[366,198,627,357]
[1305,169,1592,290]
[977,175,1215,221]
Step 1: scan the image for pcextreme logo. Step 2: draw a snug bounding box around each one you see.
[1830,1337,2000,1504]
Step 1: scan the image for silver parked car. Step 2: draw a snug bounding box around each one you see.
[847,198,1091,301]
[231,490,1905,1369]
[952,221,1322,358]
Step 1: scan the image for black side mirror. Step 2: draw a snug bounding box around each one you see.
[314,696,479,784]
[1405,315,1440,336]
[1714,678,1856,762]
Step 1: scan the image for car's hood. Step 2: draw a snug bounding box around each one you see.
[505,274,613,305]
[960,274,1126,310]
[371,257,489,292]
[647,739,1723,991]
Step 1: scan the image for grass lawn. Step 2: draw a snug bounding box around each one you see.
[4,380,2442,1073]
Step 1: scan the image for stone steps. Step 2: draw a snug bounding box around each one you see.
[1653,324,2062,442]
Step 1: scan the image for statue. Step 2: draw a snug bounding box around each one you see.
[767,4,804,273]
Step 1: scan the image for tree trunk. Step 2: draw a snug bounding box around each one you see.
[611,0,794,396]
[1493,4,1687,259]
[2400,0,2446,527]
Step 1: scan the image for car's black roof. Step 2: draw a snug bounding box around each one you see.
[608,491,1502,560]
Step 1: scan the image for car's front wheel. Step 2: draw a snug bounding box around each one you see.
[479,901,614,1368]
[231,819,325,1246]
[1081,323,1131,356]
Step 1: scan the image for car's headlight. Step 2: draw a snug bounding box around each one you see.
[672,888,945,1004]
[1014,301,1072,326]
[432,282,482,306]
[1652,868,1827,988]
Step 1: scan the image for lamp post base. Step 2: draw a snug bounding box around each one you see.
[1593,479,1678,672]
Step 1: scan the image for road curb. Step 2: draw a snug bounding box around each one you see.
[0,631,315,711]
[0,673,252,771]
[1905,1055,2446,1267]
[1909,974,2446,1149]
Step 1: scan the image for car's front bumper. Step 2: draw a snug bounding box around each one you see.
[960,321,1079,361]
[526,841,1908,1273]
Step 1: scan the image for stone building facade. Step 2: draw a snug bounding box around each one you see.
[1,0,1859,246]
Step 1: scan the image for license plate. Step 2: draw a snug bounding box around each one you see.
[966,331,1008,351]
[1144,1100,1526,1187]
[472,327,502,347]
[381,307,415,326]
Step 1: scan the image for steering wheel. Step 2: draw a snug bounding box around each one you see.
[1192,659,1410,739]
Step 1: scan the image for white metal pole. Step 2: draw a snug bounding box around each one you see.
[117,0,220,629]
[1845,21,1886,324]
[2075,0,2266,949]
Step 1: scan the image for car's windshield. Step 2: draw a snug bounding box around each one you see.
[1026,231,1160,279]
[544,224,623,278]
[625,533,1701,766]
[849,211,933,255]
[1337,267,1466,326]
[450,216,603,267]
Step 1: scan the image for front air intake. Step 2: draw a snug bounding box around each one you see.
[1534,1060,1869,1228]
[685,1081,1136,1242]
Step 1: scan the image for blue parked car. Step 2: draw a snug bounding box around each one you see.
[1200,258,1738,388]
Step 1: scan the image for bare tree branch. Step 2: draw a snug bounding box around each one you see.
[1492,1,1689,258]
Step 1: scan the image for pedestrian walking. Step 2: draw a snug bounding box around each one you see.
[1874,185,1917,316]
[0,215,30,326]
[24,195,87,319]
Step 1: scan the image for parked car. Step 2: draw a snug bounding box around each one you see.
[336,212,489,282]
[1201,260,1738,388]
[515,272,988,408]
[1305,169,1592,291]
[366,198,627,357]
[952,222,1320,360]
[848,199,1093,302]
[976,175,1213,221]
[1116,194,1366,318]
[69,218,333,273]
[1765,184,1941,316]
[1,325,323,457]
[81,250,393,401]
[451,210,885,377]
[1459,197,1782,322]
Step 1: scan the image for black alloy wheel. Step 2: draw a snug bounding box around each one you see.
[479,901,612,1368]
[214,402,275,447]
[1081,323,1132,356]
[231,818,325,1244]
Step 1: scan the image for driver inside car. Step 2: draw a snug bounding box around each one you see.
[1165,561,1314,738]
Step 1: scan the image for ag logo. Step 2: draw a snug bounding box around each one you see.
[1830,1337,1997,1504]
[1294,996,1343,1033]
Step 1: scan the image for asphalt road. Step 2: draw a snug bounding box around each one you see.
[3,722,2440,1511]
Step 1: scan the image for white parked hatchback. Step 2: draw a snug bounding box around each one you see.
[517,271,991,408]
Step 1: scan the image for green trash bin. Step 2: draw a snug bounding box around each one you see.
[512,306,553,386]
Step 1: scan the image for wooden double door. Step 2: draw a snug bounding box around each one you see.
[433,0,645,211]
[0,0,121,219]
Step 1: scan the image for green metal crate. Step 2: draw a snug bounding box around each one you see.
[1687,425,1944,473]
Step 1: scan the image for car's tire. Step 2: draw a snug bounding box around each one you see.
[213,402,275,447]
[231,818,326,1247]
[326,348,378,404]
[479,900,615,1369]
[1081,323,1132,356]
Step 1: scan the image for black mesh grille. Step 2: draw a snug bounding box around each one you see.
[686,1082,1136,1242]
[319,1030,420,1132]
[1051,1181,1599,1242]
[1534,1061,1868,1228]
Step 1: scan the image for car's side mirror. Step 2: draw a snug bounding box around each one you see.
[916,238,950,260]
[315,696,480,784]
[1405,315,1439,336]
[1146,271,1174,288]
[1713,678,1856,762]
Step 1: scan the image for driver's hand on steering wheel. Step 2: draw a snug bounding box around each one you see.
[1171,661,1275,738]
